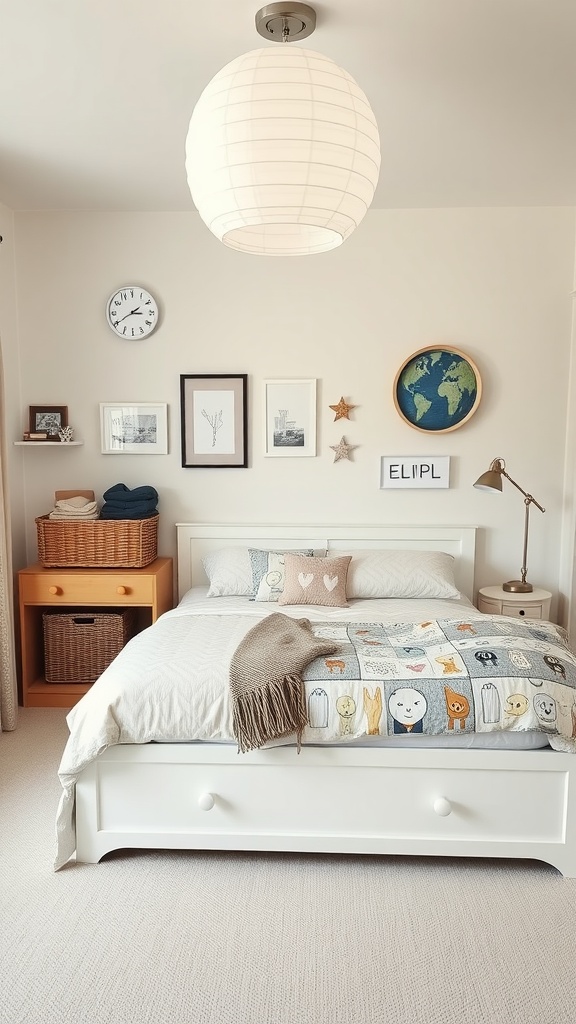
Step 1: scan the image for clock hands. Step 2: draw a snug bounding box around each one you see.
[115,306,143,324]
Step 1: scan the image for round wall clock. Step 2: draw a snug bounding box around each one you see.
[106,285,159,339]
[393,345,482,433]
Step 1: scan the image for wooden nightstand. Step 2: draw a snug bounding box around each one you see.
[18,557,173,708]
[477,585,552,622]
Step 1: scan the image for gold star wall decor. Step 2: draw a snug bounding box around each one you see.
[330,436,357,462]
[329,396,356,421]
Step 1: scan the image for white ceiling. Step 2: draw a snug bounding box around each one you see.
[1,0,575,213]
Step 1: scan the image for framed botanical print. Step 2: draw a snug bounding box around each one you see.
[180,374,248,468]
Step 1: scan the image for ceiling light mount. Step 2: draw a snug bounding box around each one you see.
[255,3,316,42]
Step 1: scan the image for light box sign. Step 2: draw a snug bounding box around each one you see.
[381,456,450,489]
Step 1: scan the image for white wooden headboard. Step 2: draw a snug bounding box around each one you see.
[175,523,477,602]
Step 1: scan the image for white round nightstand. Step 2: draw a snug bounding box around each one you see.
[477,585,552,621]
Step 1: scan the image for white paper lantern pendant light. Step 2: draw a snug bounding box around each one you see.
[185,3,381,256]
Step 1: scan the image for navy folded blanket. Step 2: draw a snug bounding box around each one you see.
[103,483,158,503]
[102,498,158,514]
[100,483,158,520]
[100,508,158,520]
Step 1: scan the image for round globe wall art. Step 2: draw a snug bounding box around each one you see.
[393,345,482,433]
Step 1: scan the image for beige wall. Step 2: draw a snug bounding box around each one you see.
[0,201,26,569]
[8,207,576,621]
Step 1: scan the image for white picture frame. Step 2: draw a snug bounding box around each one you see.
[264,378,317,457]
[100,402,168,455]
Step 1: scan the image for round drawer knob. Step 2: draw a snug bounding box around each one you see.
[116,586,127,595]
[48,586,60,595]
[198,792,215,811]
[433,796,452,817]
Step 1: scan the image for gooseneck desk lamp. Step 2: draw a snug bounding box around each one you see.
[473,457,545,594]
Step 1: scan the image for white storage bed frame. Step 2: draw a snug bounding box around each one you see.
[73,523,576,875]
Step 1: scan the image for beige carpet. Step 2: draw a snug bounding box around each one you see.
[2,709,576,1024]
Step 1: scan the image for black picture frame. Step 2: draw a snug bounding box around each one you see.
[180,374,248,468]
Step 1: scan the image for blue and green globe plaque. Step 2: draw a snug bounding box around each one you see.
[394,346,482,433]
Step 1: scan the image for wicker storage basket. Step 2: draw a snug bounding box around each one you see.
[35,515,158,568]
[43,609,137,683]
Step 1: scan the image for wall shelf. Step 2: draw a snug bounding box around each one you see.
[14,441,83,447]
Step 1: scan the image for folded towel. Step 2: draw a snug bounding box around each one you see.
[102,483,159,503]
[99,508,158,520]
[48,510,100,521]
[101,498,157,514]
[53,498,99,515]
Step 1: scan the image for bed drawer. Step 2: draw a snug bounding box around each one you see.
[94,759,566,846]
[19,571,156,605]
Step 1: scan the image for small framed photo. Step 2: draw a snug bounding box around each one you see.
[100,402,168,454]
[180,374,248,468]
[29,405,68,437]
[264,379,316,457]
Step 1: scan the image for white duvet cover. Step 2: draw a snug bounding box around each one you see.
[54,590,556,868]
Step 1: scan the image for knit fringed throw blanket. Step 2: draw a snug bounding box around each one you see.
[230,613,338,753]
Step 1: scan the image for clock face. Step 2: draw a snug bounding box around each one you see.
[106,286,158,339]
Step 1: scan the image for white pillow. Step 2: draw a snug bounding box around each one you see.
[202,547,254,597]
[344,549,460,600]
[203,546,317,598]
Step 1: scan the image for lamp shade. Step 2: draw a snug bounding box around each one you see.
[185,46,381,256]
[473,468,503,492]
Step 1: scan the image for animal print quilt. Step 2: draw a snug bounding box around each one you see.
[300,616,576,751]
